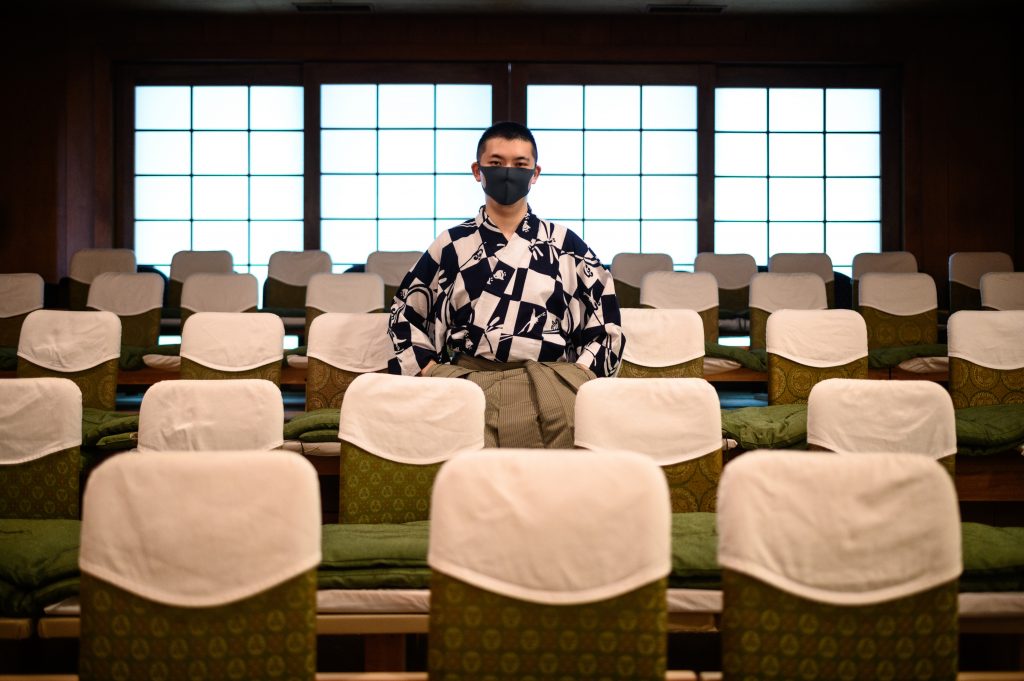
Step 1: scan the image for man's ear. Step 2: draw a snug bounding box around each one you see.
[531,164,542,184]
[471,161,482,183]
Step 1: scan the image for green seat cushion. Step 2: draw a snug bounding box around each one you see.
[0,346,16,371]
[284,408,340,441]
[960,522,1024,592]
[119,343,180,371]
[81,408,139,448]
[956,404,1024,456]
[670,512,721,589]
[318,521,431,590]
[300,429,340,443]
[0,519,81,617]
[868,343,947,369]
[721,404,808,450]
[705,343,767,372]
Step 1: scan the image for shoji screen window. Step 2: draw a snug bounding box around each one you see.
[526,85,698,270]
[714,88,881,277]
[320,84,492,271]
[133,86,304,298]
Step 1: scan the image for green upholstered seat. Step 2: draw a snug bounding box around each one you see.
[617,308,706,379]
[947,310,1024,409]
[179,311,285,385]
[748,273,827,350]
[638,270,720,342]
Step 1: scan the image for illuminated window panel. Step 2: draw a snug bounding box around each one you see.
[527,84,698,269]
[320,83,492,270]
[714,87,881,270]
[133,85,304,306]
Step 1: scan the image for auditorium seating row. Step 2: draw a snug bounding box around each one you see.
[2,371,1024,676]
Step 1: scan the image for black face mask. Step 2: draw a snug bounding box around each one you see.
[479,166,535,206]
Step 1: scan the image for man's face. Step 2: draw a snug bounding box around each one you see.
[472,137,541,188]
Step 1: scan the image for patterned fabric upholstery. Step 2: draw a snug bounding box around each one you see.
[264,279,307,310]
[768,354,869,405]
[17,358,118,411]
[860,307,937,350]
[662,449,720,512]
[617,358,703,379]
[721,570,958,681]
[697,307,719,343]
[0,446,79,519]
[180,358,282,385]
[305,358,382,410]
[0,313,29,347]
[719,287,749,318]
[79,571,317,681]
[429,572,667,681]
[749,308,770,350]
[949,357,1024,408]
[338,441,441,524]
[114,309,162,348]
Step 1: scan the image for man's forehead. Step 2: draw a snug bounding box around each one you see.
[481,137,535,160]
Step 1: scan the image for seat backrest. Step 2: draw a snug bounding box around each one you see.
[180,272,259,315]
[858,272,938,349]
[694,252,757,291]
[168,250,233,309]
[180,312,284,382]
[748,273,827,349]
[306,272,385,315]
[305,312,393,408]
[78,450,320,680]
[68,248,136,311]
[807,378,956,460]
[0,273,44,347]
[766,309,868,404]
[428,448,670,679]
[16,310,121,409]
[611,252,673,308]
[949,251,1015,313]
[639,271,719,341]
[366,250,420,304]
[576,377,722,511]
[851,251,917,281]
[617,308,705,377]
[138,379,284,452]
[86,272,165,347]
[769,253,835,307]
[265,250,333,309]
[980,271,1024,311]
[0,377,82,519]
[717,450,961,676]
[947,310,1024,407]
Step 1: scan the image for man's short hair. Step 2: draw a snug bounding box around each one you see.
[476,121,538,164]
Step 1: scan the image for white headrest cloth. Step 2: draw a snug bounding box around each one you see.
[0,378,82,465]
[619,308,704,367]
[852,251,917,281]
[767,309,866,367]
[429,448,671,604]
[366,251,421,286]
[138,379,284,452]
[694,253,757,290]
[307,313,393,372]
[268,251,332,287]
[576,378,721,465]
[339,373,485,464]
[80,451,321,607]
[87,272,165,316]
[180,312,284,371]
[717,450,961,606]
[858,272,937,317]
[0,273,44,318]
[807,379,956,459]
[749,273,827,313]
[69,249,136,284]
[949,252,1014,288]
[611,252,674,288]
[170,250,233,283]
[640,271,718,312]
[306,273,385,313]
[947,311,1024,370]
[181,273,258,313]
[17,310,121,372]
[980,272,1024,311]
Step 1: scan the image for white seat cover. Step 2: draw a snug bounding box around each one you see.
[619,308,704,367]
[852,251,917,281]
[767,309,866,367]
[87,272,165,316]
[366,251,420,286]
[639,271,718,312]
[858,272,937,316]
[694,253,757,291]
[338,373,484,464]
[307,313,392,372]
[138,379,284,452]
[0,273,44,318]
[769,253,834,283]
[268,250,332,286]
[749,273,827,313]
[947,310,1024,370]
[79,451,320,608]
[180,312,284,371]
[306,273,385,313]
[949,251,1014,288]
[807,378,956,459]
[0,378,82,465]
[69,248,135,284]
[429,448,671,605]
[575,378,721,466]
[717,450,961,606]
[17,310,121,372]
[170,250,233,283]
[981,272,1024,311]
[611,253,673,288]
[181,273,258,313]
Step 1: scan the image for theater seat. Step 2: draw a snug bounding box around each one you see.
[640,271,720,342]
[611,251,673,309]
[180,312,285,383]
[694,252,757,322]
[179,272,258,326]
[617,308,705,378]
[859,271,946,374]
[769,252,836,308]
[747,272,826,350]
[167,250,233,310]
[0,273,44,350]
[86,272,164,348]
[264,250,333,323]
[980,271,1024,311]
[851,250,917,306]
[305,272,386,330]
[67,248,135,311]
[949,251,1014,313]
[366,250,420,307]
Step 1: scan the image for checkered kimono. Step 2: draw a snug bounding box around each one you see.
[388,207,624,378]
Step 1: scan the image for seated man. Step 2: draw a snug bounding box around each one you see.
[387,121,624,448]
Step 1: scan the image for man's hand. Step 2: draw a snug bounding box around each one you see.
[419,360,437,376]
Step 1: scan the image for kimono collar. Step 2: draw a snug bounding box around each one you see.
[477,206,539,242]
